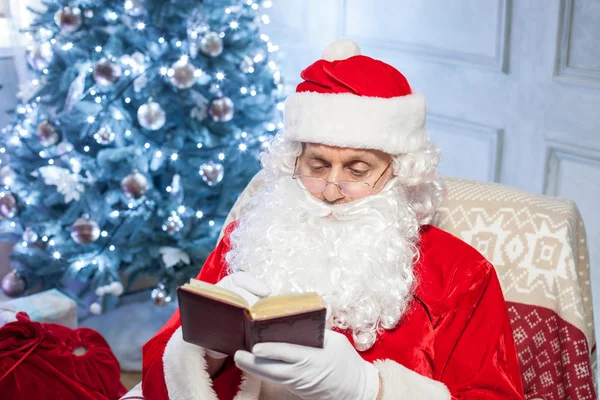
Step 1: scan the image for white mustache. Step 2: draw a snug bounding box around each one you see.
[290,177,403,223]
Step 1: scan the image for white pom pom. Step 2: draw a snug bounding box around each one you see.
[109,281,124,296]
[90,302,102,315]
[321,39,361,61]
[95,286,105,296]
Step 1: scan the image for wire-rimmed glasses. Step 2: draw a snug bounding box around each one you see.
[292,158,392,197]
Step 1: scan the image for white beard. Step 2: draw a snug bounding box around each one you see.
[225,175,421,351]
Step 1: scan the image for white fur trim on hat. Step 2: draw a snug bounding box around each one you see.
[321,39,362,61]
[284,91,428,154]
[374,359,451,399]
[163,327,261,400]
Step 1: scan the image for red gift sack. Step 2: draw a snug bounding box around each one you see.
[0,312,126,400]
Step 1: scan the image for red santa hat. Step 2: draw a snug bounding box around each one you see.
[284,40,428,155]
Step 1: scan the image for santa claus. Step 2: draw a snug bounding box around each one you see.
[141,40,525,399]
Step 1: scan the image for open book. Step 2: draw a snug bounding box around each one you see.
[178,279,327,356]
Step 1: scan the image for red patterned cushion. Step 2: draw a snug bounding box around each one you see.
[508,302,596,399]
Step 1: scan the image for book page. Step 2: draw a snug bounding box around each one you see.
[183,279,249,309]
[250,292,324,320]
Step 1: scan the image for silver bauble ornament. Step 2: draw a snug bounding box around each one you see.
[162,212,183,235]
[239,56,254,73]
[0,166,16,186]
[1,270,26,298]
[70,215,101,245]
[26,42,53,70]
[54,7,83,34]
[94,125,116,145]
[22,227,38,244]
[208,96,234,122]
[137,101,166,130]
[199,161,224,187]
[124,0,146,17]
[57,141,74,156]
[121,170,149,199]
[0,191,17,219]
[169,59,197,90]
[151,283,172,306]
[93,58,122,87]
[199,32,224,57]
[36,121,60,147]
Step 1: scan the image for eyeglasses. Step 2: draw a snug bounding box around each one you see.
[292,158,392,197]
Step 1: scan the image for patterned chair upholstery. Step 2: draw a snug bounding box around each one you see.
[122,175,597,400]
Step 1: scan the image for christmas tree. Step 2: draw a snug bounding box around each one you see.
[0,0,282,315]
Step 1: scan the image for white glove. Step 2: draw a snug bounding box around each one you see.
[234,329,380,400]
[204,272,270,359]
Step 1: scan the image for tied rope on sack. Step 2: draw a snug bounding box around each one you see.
[0,312,126,400]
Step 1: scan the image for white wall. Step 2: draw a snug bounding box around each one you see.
[262,0,600,358]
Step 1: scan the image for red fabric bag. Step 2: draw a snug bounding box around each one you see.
[0,312,126,400]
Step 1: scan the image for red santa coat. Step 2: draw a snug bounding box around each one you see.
[141,223,525,400]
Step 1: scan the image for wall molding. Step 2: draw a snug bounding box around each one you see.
[543,139,600,196]
[338,0,510,73]
[428,113,503,182]
[554,0,600,87]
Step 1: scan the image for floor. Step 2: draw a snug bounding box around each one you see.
[121,371,143,391]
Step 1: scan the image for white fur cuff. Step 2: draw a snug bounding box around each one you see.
[162,327,262,400]
[284,91,428,154]
[163,327,218,400]
[374,359,451,399]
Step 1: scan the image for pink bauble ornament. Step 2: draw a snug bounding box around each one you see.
[1,270,26,297]
[70,215,101,245]
[121,171,149,199]
[36,121,61,147]
[0,191,17,219]
[208,96,234,122]
[93,58,122,87]
[54,7,83,34]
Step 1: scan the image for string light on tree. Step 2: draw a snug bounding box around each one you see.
[125,0,146,17]
[0,166,16,186]
[162,212,184,235]
[26,42,53,70]
[94,125,116,145]
[151,282,172,306]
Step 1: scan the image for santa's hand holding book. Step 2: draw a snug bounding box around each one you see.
[205,272,382,400]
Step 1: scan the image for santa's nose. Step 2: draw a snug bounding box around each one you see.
[322,182,344,203]
[322,168,344,203]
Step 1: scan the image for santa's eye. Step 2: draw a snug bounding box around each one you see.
[309,165,327,173]
[349,168,368,176]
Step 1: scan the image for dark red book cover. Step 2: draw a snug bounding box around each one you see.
[178,287,326,356]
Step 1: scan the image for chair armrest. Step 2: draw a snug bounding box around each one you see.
[119,382,144,400]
